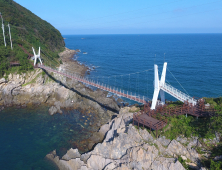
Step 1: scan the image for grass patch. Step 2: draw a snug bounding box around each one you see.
[134,125,139,130]
[22,72,42,87]
[204,97,222,107]
[166,100,184,108]
[129,108,140,113]
[195,147,205,154]
[178,156,190,170]
[153,143,159,150]
[158,115,216,140]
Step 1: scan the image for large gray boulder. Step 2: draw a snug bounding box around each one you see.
[139,128,154,142]
[48,106,57,115]
[87,155,113,170]
[46,150,85,170]
[157,136,171,146]
[166,139,199,162]
[151,157,186,170]
[0,78,6,84]
[62,148,81,161]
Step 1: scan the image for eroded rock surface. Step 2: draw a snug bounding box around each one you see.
[46,107,202,170]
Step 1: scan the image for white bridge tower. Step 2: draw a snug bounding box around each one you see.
[151,62,197,110]
[151,62,167,110]
[32,47,43,66]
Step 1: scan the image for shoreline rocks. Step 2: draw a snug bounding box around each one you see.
[46,107,203,170]
[0,48,121,157]
[0,47,119,115]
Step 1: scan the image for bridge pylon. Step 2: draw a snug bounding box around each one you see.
[151,62,167,110]
[32,47,43,66]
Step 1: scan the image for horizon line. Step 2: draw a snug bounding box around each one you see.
[62,33,222,36]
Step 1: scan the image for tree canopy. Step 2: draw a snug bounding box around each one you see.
[0,0,65,76]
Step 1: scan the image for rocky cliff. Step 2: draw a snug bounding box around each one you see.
[46,107,211,170]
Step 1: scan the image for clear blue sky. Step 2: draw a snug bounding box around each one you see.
[15,0,222,35]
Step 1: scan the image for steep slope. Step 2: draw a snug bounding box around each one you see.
[0,0,65,77]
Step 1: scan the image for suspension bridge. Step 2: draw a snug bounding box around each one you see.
[0,10,219,137]
[36,59,197,110]
[0,9,208,133]
[0,12,198,109]
[35,56,215,138]
[8,44,218,137]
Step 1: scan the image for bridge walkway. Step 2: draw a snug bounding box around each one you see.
[38,64,149,104]
[133,99,216,138]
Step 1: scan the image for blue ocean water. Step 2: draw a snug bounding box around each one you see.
[0,106,94,170]
[64,34,222,102]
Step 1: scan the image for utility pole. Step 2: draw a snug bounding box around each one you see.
[0,12,6,47]
[8,23,13,50]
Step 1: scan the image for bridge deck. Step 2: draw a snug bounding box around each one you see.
[133,112,167,137]
[38,64,149,104]
[133,100,217,138]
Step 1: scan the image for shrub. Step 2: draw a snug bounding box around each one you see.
[210,160,222,170]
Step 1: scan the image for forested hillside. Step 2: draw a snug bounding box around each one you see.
[0,0,65,77]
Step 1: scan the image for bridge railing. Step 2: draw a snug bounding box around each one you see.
[38,64,150,104]
[161,83,197,105]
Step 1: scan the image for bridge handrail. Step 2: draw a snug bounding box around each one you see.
[161,83,197,104]
[38,64,150,104]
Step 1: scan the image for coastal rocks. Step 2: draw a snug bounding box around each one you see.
[80,152,92,164]
[127,144,159,167]
[176,136,188,144]
[150,157,185,170]
[214,155,222,161]
[48,101,63,115]
[138,128,154,142]
[98,123,110,136]
[62,148,81,161]
[59,47,87,76]
[49,106,57,115]
[46,150,85,170]
[92,129,141,160]
[0,78,5,84]
[166,139,199,163]
[47,108,195,170]
[186,162,199,170]
[0,67,117,122]
[48,105,62,115]
[129,106,140,112]
[187,137,199,149]
[157,136,171,146]
[0,106,4,112]
[87,132,105,150]
[87,155,113,170]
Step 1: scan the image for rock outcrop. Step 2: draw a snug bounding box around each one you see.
[0,67,119,124]
[46,107,202,170]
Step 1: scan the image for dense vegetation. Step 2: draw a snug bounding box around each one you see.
[135,97,222,169]
[0,0,65,77]
[161,98,222,169]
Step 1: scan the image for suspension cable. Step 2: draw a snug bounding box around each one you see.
[128,74,131,92]
[167,68,190,96]
[121,75,123,91]
[147,70,149,98]
[87,68,153,79]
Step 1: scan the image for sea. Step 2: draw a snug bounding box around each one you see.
[64,34,222,102]
[0,106,94,170]
[0,34,222,169]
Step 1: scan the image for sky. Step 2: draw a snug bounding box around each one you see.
[14,0,222,35]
